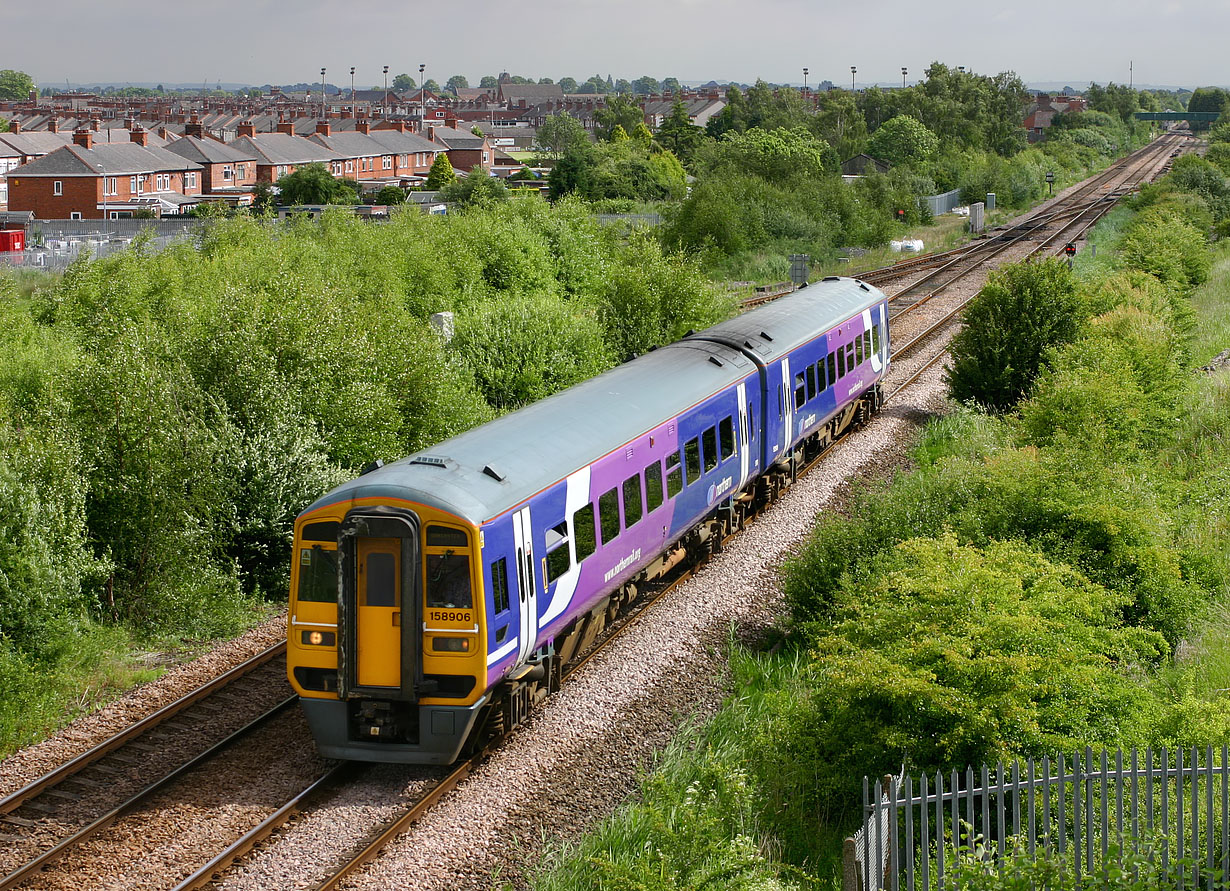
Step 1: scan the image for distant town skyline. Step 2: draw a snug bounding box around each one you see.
[7,0,1226,93]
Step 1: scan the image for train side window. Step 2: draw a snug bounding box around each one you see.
[645,460,664,512]
[817,359,827,392]
[684,438,701,484]
[806,365,816,400]
[748,404,756,441]
[719,416,735,461]
[846,342,856,374]
[490,557,510,614]
[623,474,643,528]
[599,488,620,545]
[827,353,837,385]
[837,348,848,380]
[573,503,597,561]
[702,427,718,473]
[864,330,873,361]
[666,450,683,497]
[855,333,864,365]
[794,372,806,409]
[871,323,881,357]
[545,521,570,583]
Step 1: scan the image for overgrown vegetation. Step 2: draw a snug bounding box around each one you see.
[532,147,1230,889]
[0,199,731,754]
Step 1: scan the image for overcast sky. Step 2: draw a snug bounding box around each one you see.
[7,0,1225,91]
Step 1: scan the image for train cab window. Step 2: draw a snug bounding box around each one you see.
[426,551,472,608]
[599,487,620,545]
[490,557,510,614]
[545,521,570,583]
[646,460,664,512]
[666,451,683,498]
[806,365,817,401]
[573,503,597,561]
[702,427,718,473]
[827,353,837,386]
[719,417,735,461]
[363,552,398,607]
[297,545,338,603]
[623,475,643,528]
[855,334,864,366]
[684,438,701,484]
[794,372,806,409]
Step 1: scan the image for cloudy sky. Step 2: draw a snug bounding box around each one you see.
[7,0,1225,91]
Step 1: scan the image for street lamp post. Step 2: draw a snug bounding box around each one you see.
[419,63,426,132]
[320,67,326,120]
[902,67,908,88]
[383,65,389,117]
[350,67,355,118]
[850,66,856,92]
[803,67,808,93]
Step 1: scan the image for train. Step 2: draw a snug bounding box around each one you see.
[286,276,891,763]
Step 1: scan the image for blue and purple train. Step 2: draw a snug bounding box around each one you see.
[286,276,890,763]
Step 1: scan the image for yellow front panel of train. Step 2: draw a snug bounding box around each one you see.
[356,537,401,688]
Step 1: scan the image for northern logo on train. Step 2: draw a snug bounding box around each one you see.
[707,476,733,505]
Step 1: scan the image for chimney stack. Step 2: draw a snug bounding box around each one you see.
[129,125,149,147]
[9,119,19,134]
[90,118,101,132]
[427,125,436,141]
[185,114,205,139]
[356,120,369,134]
[276,121,294,135]
[73,128,94,150]
[48,117,59,133]
[237,120,256,138]
[316,120,331,137]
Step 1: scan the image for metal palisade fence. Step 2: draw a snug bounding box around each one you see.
[846,746,1230,891]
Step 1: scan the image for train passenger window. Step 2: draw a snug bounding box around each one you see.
[684,438,701,484]
[806,365,816,400]
[871,323,881,358]
[836,348,847,380]
[794,372,805,409]
[573,503,597,561]
[645,460,664,512]
[599,487,620,545]
[748,404,756,441]
[545,521,570,583]
[426,551,472,608]
[702,427,718,473]
[666,451,683,498]
[490,557,510,614]
[817,359,827,392]
[719,417,735,461]
[827,353,837,385]
[846,342,856,374]
[297,545,338,603]
[427,526,469,548]
[623,475,643,528]
[855,333,864,366]
[864,330,873,361]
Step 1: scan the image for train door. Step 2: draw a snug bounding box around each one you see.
[737,382,751,487]
[779,358,793,456]
[356,537,401,687]
[511,506,538,667]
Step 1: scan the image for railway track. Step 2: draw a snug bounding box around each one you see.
[0,644,290,889]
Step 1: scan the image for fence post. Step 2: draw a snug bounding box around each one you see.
[843,837,861,891]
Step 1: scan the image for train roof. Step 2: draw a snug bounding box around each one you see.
[300,276,889,528]
[302,338,754,526]
[691,276,885,363]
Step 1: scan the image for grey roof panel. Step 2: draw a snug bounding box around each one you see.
[230,133,343,165]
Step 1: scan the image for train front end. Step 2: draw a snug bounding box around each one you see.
[287,496,489,764]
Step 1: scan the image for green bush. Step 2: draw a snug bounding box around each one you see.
[946,259,1085,411]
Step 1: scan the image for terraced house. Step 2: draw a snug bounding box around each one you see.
[7,127,204,218]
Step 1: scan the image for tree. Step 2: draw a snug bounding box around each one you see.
[559,77,578,94]
[0,70,35,100]
[582,76,608,94]
[548,144,596,199]
[866,115,939,166]
[537,78,554,85]
[250,180,275,214]
[814,90,868,160]
[1187,87,1230,130]
[374,185,406,205]
[655,99,705,163]
[593,94,645,141]
[392,73,415,91]
[423,79,440,94]
[632,76,660,95]
[480,75,498,89]
[446,75,469,94]
[946,259,1084,411]
[614,78,632,94]
[275,163,357,205]
[424,153,456,189]
[439,168,509,207]
[535,112,589,157]
[661,77,683,95]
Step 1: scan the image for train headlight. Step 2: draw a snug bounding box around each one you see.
[302,630,336,646]
[432,637,469,652]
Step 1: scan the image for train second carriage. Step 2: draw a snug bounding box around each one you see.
[286,277,890,763]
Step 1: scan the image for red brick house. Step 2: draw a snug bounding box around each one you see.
[8,127,205,219]
[228,126,343,183]
[426,124,495,174]
[309,120,441,184]
[165,135,258,204]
